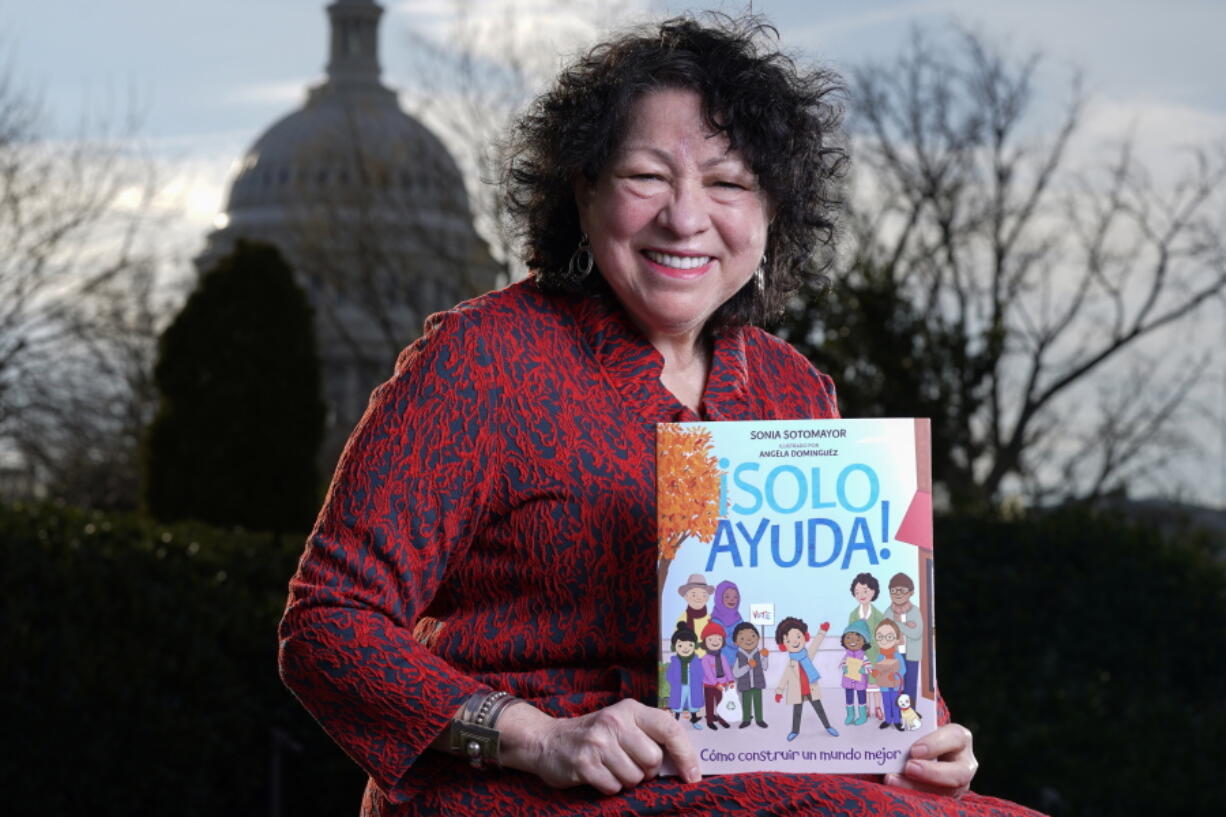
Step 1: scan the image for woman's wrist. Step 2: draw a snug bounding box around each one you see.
[494,700,555,772]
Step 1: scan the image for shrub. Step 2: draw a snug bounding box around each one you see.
[936,506,1225,816]
[0,501,364,815]
[144,240,325,533]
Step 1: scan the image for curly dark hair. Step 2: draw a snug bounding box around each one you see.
[850,572,880,601]
[500,14,848,329]
[853,569,882,601]
[774,615,809,646]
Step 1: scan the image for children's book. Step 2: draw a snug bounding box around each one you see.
[657,418,936,775]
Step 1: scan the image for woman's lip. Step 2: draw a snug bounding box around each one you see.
[642,247,710,257]
[640,249,715,277]
[642,254,713,278]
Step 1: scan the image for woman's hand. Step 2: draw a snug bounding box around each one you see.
[884,722,978,798]
[497,699,702,795]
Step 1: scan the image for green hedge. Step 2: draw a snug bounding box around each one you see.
[935,507,1224,816]
[0,502,364,815]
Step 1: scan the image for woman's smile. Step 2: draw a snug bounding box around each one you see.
[641,250,714,274]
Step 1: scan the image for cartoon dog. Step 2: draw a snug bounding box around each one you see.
[897,694,923,731]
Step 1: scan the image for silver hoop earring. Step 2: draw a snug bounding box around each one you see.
[754,255,767,291]
[568,233,594,282]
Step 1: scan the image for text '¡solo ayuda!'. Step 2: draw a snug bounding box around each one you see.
[707,461,894,572]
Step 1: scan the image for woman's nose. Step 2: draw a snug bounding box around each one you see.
[658,179,711,236]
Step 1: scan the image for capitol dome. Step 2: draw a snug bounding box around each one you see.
[197,0,500,461]
[223,66,469,223]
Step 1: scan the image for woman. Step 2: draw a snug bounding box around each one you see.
[710,579,743,666]
[279,15,1042,817]
[848,571,886,719]
[872,619,907,731]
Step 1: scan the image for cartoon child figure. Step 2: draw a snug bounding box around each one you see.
[711,580,743,667]
[699,621,733,729]
[676,574,714,654]
[838,619,873,725]
[774,616,839,741]
[872,619,907,731]
[665,627,704,729]
[887,572,923,704]
[848,572,885,718]
[731,622,769,729]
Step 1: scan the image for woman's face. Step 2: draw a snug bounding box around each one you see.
[853,582,874,604]
[721,587,739,608]
[575,88,770,346]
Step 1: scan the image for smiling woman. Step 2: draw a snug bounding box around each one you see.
[575,88,772,407]
[506,15,847,331]
[278,13,1047,817]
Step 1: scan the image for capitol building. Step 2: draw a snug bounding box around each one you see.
[197,0,501,460]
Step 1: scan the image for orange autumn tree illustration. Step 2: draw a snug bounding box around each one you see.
[657,424,724,589]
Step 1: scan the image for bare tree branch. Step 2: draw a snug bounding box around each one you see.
[788,24,1226,509]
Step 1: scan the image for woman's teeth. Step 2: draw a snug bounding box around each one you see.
[644,251,711,270]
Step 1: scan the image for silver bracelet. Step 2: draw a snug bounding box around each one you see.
[447,690,522,770]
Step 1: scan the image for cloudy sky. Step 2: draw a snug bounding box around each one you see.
[6,0,1225,506]
[10,0,1225,212]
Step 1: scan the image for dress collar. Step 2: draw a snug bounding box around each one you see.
[558,285,751,423]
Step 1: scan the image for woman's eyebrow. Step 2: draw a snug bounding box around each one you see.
[615,145,746,171]
[700,153,746,171]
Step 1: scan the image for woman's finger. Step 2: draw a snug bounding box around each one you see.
[895,721,978,795]
[572,755,626,796]
[908,723,973,761]
[601,743,649,789]
[573,702,664,791]
[633,704,701,783]
[617,718,666,777]
[904,756,975,790]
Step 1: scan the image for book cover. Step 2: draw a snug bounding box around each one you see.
[656,418,936,775]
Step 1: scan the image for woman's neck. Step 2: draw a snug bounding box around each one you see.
[653,331,710,413]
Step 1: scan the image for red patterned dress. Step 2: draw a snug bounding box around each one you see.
[279,280,1044,817]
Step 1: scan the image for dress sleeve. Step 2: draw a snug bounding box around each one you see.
[936,690,952,726]
[277,310,500,802]
[823,372,840,419]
